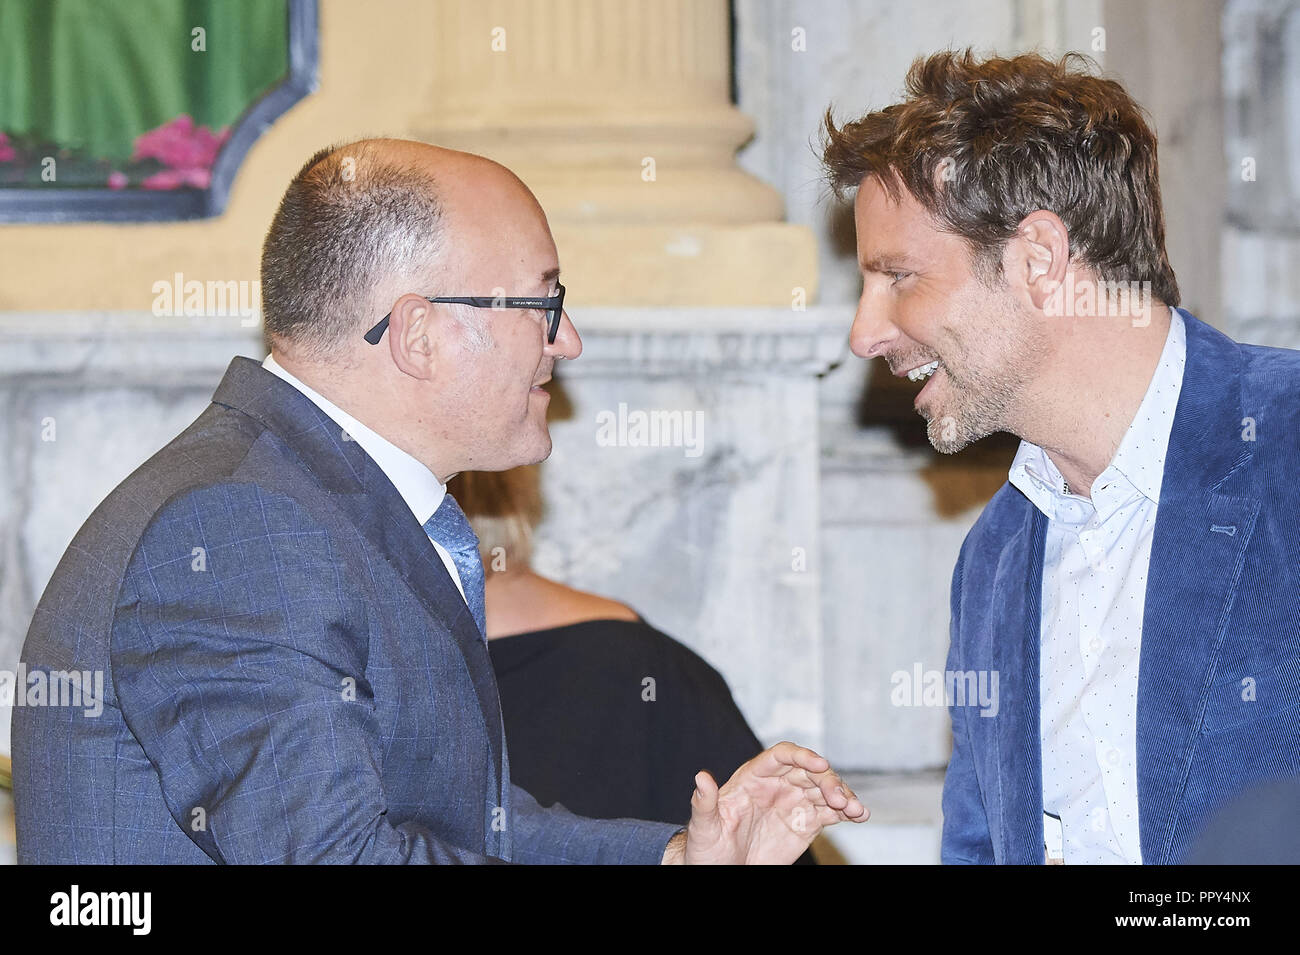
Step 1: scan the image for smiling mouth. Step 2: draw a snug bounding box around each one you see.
[905,360,940,382]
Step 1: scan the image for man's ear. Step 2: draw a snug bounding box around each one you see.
[386,294,438,380]
[1006,210,1069,311]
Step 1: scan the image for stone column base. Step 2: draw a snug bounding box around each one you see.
[553,222,818,306]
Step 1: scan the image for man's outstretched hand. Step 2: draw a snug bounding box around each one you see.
[660,741,868,864]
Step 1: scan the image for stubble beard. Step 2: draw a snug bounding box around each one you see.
[920,294,1040,455]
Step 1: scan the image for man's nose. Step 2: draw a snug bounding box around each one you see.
[548,309,582,360]
[848,290,899,360]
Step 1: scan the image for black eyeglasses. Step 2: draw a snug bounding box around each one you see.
[364,283,566,345]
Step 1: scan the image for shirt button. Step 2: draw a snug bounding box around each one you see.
[1089,637,1103,653]
[1107,749,1121,766]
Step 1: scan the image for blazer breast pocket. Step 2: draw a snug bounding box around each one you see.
[1201,656,1300,735]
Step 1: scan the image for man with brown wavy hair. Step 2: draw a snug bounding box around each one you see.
[824,50,1300,864]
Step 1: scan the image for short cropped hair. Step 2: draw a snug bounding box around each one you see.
[822,49,1179,306]
[260,142,445,358]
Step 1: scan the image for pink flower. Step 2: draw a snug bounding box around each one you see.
[0,132,14,163]
[132,115,229,188]
[141,167,212,190]
[107,170,128,190]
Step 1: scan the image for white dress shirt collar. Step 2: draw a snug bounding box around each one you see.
[261,354,447,525]
[1010,306,1187,518]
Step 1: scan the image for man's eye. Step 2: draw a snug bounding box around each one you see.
[889,271,911,284]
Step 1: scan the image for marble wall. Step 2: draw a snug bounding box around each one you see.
[0,310,844,761]
[531,308,848,749]
[1223,0,1300,349]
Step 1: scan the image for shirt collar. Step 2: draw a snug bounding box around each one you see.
[1008,439,1070,519]
[1009,306,1187,515]
[262,354,446,524]
[1104,307,1186,504]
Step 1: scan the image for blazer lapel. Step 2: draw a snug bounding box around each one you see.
[1137,312,1259,863]
[990,502,1048,863]
[210,357,506,802]
[324,479,507,813]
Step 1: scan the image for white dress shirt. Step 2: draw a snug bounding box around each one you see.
[1008,307,1187,864]
[261,354,469,604]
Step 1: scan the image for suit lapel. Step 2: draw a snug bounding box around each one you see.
[1137,312,1259,863]
[211,357,506,803]
[324,479,507,812]
[991,502,1047,863]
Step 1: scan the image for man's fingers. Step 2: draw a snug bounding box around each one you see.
[692,770,719,817]
[738,743,867,817]
[784,766,868,820]
[814,801,870,827]
[748,741,831,778]
[815,773,866,818]
[836,790,869,821]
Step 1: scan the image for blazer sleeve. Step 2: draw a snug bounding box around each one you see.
[509,784,681,864]
[109,483,503,864]
[940,544,997,864]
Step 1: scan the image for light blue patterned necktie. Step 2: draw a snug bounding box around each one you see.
[423,494,486,640]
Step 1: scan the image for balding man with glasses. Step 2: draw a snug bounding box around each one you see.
[13,139,866,865]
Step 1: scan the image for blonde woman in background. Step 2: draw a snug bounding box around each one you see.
[449,467,817,865]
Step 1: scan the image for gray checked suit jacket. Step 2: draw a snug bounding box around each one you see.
[13,356,680,863]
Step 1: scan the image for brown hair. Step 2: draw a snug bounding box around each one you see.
[447,466,543,571]
[822,49,1179,305]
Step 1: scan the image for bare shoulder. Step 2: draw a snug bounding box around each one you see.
[545,578,639,624]
[485,571,639,637]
